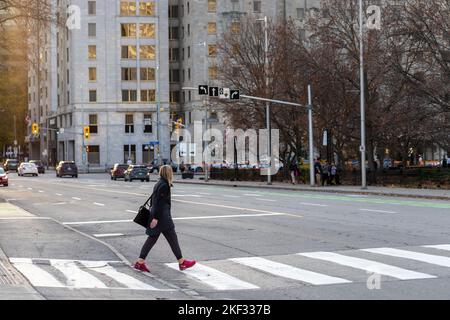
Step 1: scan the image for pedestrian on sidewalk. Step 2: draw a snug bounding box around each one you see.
[289,159,298,185]
[322,162,330,186]
[314,158,322,186]
[330,163,337,185]
[134,165,196,273]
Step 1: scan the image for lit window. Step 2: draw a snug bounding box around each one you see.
[121,23,137,37]
[208,44,217,57]
[88,45,96,59]
[208,22,216,34]
[140,45,155,60]
[120,1,137,16]
[140,23,155,38]
[139,2,155,16]
[208,0,216,12]
[141,89,156,102]
[88,67,97,81]
[121,46,137,59]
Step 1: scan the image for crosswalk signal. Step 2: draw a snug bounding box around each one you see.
[32,123,39,135]
[84,126,90,140]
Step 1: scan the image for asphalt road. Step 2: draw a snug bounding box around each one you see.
[1,172,450,300]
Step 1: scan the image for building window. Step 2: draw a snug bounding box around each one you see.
[208,0,216,12]
[88,1,96,15]
[88,23,96,37]
[139,1,155,16]
[121,23,137,37]
[169,48,179,61]
[170,91,180,104]
[253,1,261,13]
[209,66,217,80]
[122,90,137,102]
[121,45,137,59]
[120,1,137,16]
[169,5,179,18]
[141,89,156,102]
[87,145,100,164]
[140,23,155,38]
[89,90,97,102]
[297,8,305,19]
[208,44,217,57]
[169,26,179,40]
[124,145,136,163]
[88,67,97,81]
[88,45,97,60]
[208,22,216,34]
[89,114,98,134]
[140,67,155,81]
[142,144,154,164]
[169,69,180,83]
[140,45,155,59]
[230,21,240,34]
[125,114,134,133]
[143,114,153,133]
[122,67,137,81]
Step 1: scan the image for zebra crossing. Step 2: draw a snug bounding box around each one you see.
[9,243,450,293]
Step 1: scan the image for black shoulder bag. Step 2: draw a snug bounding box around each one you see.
[133,186,159,228]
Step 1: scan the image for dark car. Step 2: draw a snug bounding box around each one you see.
[124,165,150,182]
[56,161,78,178]
[29,160,45,174]
[148,160,178,174]
[3,159,19,172]
[110,164,129,180]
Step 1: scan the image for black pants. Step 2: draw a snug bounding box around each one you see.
[139,228,183,261]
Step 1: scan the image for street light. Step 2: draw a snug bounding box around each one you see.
[359,0,367,189]
[256,16,272,185]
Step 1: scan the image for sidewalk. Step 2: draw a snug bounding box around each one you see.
[173,177,450,201]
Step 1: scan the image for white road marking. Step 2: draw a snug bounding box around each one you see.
[93,202,105,207]
[223,195,241,198]
[243,194,262,197]
[9,258,65,288]
[361,248,450,268]
[298,252,436,280]
[197,192,211,195]
[359,209,397,214]
[230,257,351,285]
[63,213,286,225]
[166,263,259,291]
[93,233,124,238]
[50,260,108,289]
[27,188,32,190]
[258,199,277,202]
[72,197,82,201]
[126,210,138,214]
[79,261,159,291]
[52,202,67,206]
[6,199,17,201]
[172,195,202,198]
[423,244,450,252]
[301,203,329,207]
[56,193,63,196]
[38,190,44,193]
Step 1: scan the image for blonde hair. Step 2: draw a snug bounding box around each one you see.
[159,165,173,185]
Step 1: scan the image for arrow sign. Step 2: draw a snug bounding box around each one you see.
[230,90,240,100]
[198,85,209,95]
[209,87,219,97]
[219,88,230,99]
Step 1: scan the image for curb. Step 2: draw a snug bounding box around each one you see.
[174,180,450,201]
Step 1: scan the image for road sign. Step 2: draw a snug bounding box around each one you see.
[323,130,328,146]
[198,85,209,95]
[230,90,240,100]
[149,141,160,146]
[360,145,366,152]
[219,88,230,99]
[209,87,219,97]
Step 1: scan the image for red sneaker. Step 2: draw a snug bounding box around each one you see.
[133,261,150,273]
[179,259,196,271]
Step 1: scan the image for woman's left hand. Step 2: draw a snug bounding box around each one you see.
[150,219,158,229]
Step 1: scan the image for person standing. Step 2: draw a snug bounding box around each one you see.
[289,159,297,185]
[134,165,196,273]
[314,158,322,186]
[330,163,337,185]
[321,162,329,186]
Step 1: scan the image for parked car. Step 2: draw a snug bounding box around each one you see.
[29,160,45,174]
[110,163,129,180]
[0,168,8,187]
[3,159,19,172]
[18,162,39,177]
[124,165,150,182]
[56,161,78,178]
[188,164,204,173]
[148,160,178,174]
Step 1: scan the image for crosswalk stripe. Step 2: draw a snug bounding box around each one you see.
[9,258,65,288]
[361,248,450,268]
[79,261,159,291]
[298,252,436,280]
[230,257,351,285]
[423,244,450,252]
[50,260,108,289]
[166,263,259,291]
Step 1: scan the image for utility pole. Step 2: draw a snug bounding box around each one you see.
[308,85,315,186]
[156,14,162,166]
[359,0,367,189]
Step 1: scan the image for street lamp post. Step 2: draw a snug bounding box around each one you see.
[359,0,367,189]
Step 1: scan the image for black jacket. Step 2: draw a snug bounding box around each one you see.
[146,178,175,236]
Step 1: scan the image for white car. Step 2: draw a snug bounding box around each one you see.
[18,162,39,177]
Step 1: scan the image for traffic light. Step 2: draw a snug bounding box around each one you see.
[32,123,39,135]
[84,126,90,140]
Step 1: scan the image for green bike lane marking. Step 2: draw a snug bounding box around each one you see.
[176,185,450,209]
